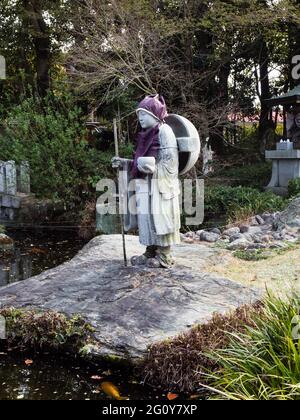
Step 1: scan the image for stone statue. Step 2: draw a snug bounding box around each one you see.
[112,95,181,268]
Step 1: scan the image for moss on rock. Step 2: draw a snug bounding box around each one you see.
[0,307,95,354]
[0,234,14,251]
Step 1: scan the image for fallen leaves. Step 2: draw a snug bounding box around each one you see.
[167,392,178,401]
[29,247,48,255]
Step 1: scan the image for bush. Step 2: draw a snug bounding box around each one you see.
[0,307,94,352]
[215,162,272,189]
[206,294,300,400]
[288,178,300,198]
[141,303,262,394]
[204,186,286,223]
[0,91,114,205]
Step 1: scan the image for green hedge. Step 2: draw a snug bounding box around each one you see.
[288,178,300,198]
[215,162,272,189]
[204,185,286,223]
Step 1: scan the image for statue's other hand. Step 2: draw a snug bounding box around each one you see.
[111,157,124,169]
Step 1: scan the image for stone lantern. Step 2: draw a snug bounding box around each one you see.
[265,86,300,195]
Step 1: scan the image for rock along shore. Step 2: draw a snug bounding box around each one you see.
[0,235,260,362]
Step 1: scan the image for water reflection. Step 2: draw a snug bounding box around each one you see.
[0,229,88,287]
[0,353,162,400]
[0,249,32,286]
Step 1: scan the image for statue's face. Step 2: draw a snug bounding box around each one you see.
[295,113,300,129]
[138,110,158,129]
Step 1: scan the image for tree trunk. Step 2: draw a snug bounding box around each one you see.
[22,0,51,97]
[209,61,231,155]
[258,36,273,146]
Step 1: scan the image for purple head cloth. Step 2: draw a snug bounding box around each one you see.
[131,95,168,179]
[136,94,168,122]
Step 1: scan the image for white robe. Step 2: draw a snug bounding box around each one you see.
[123,123,181,247]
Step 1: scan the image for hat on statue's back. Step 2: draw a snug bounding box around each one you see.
[136,94,168,122]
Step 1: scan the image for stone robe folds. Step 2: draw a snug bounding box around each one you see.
[122,123,181,247]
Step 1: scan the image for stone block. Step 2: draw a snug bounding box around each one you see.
[10,196,21,209]
[1,194,11,208]
[5,161,17,196]
[0,162,5,193]
[17,161,30,194]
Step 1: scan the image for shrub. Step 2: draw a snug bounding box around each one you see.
[0,91,114,205]
[288,178,300,198]
[204,186,286,223]
[206,294,300,400]
[141,303,262,394]
[0,307,95,352]
[215,162,272,189]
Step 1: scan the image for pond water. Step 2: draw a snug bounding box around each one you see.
[0,352,163,400]
[0,228,87,286]
[0,229,167,400]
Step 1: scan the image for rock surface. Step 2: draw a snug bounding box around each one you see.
[0,234,14,251]
[0,235,259,362]
[274,197,300,230]
[200,231,220,243]
[182,198,300,253]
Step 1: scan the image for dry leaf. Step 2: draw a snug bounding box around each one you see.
[25,359,33,366]
[91,375,103,380]
[167,392,179,401]
[189,394,201,400]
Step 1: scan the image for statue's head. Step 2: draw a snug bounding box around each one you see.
[136,94,168,129]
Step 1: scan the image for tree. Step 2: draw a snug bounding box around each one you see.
[0,0,75,103]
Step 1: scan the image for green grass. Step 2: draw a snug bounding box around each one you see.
[204,294,300,400]
[204,186,286,224]
[214,162,272,189]
[233,243,298,261]
[233,249,271,261]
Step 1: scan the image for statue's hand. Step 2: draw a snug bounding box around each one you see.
[111,157,127,169]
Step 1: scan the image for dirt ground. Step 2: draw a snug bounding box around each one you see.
[204,244,300,296]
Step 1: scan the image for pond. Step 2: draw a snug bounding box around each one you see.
[0,228,88,286]
[0,352,163,400]
[0,228,166,400]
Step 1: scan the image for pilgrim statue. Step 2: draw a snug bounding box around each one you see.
[112,95,181,268]
[112,94,200,269]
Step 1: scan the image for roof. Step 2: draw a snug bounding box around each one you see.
[265,85,300,106]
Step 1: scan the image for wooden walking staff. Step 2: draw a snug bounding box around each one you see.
[113,118,128,267]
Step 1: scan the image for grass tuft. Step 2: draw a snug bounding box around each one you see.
[205,293,300,400]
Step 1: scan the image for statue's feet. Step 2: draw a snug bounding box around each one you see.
[131,255,148,266]
[146,258,162,269]
[146,256,173,269]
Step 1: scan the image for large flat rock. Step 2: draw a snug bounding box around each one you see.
[0,235,260,361]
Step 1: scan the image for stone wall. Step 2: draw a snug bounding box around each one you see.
[0,161,30,223]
